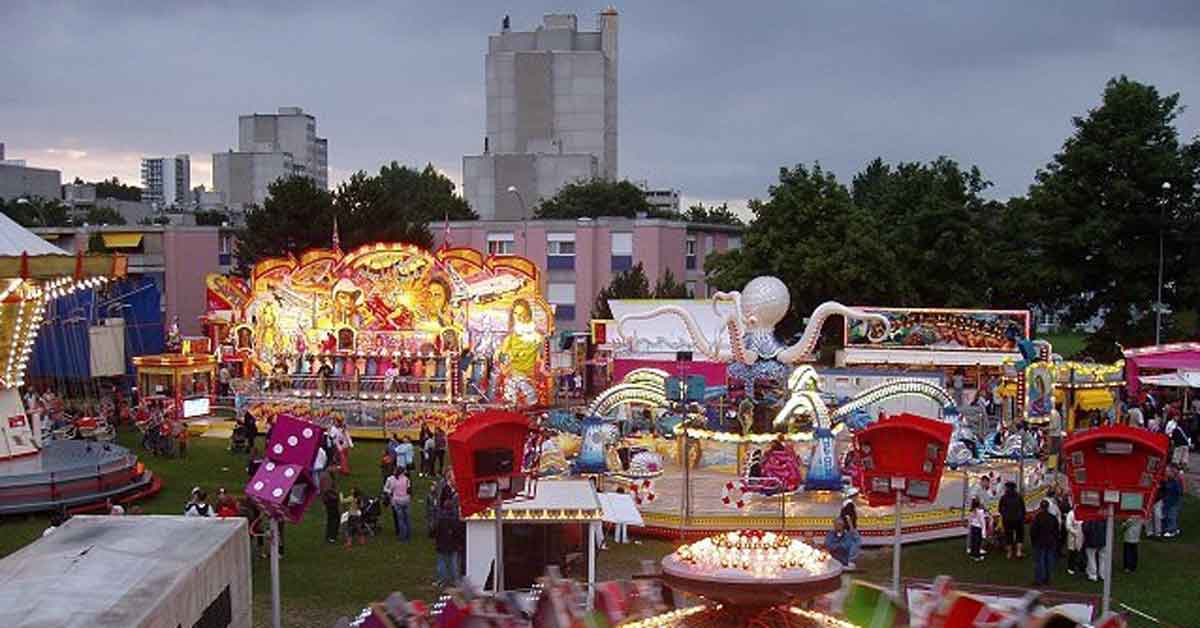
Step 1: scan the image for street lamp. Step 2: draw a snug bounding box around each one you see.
[1155,181,1171,345]
[506,185,528,256]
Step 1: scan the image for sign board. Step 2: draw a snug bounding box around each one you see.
[1062,425,1169,521]
[845,307,1029,353]
[854,413,954,507]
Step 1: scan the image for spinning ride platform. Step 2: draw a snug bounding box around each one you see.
[619,459,1049,545]
[0,440,160,515]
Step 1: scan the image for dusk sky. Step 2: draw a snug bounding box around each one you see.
[3,1,1198,214]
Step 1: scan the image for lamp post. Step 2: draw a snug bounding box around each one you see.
[1155,181,1170,345]
[506,185,528,256]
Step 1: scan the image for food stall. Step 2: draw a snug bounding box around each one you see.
[132,337,217,420]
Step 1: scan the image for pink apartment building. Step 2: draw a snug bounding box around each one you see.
[433,217,743,330]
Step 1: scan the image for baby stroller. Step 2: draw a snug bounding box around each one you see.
[229,424,250,454]
[360,494,383,536]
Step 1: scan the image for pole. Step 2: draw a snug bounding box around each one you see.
[1102,504,1114,616]
[892,491,903,595]
[493,496,504,594]
[1156,196,1165,346]
[269,518,281,628]
[587,521,597,609]
[1018,427,1025,497]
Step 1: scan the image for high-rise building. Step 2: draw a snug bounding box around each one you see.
[214,106,327,210]
[141,155,191,209]
[636,181,681,214]
[0,144,62,202]
[463,9,619,220]
[237,106,328,190]
[212,151,295,210]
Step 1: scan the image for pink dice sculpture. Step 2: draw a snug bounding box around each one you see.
[264,414,325,466]
[246,461,317,523]
[244,414,326,523]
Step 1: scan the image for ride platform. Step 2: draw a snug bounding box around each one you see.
[0,440,160,515]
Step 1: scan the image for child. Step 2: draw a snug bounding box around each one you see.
[967,497,988,561]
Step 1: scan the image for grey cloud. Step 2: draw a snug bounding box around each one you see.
[2,1,1197,204]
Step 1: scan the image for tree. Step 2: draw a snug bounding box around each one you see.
[592,262,652,319]
[194,210,229,226]
[653,267,690,298]
[684,202,744,226]
[93,177,142,201]
[1027,76,1200,358]
[0,197,71,227]
[235,163,476,273]
[535,178,662,219]
[84,206,126,226]
[234,176,336,273]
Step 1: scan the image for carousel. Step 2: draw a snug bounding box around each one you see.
[203,238,554,436]
[0,213,158,514]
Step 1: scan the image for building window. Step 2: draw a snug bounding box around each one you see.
[611,232,633,272]
[548,283,576,322]
[487,232,515,256]
[704,235,715,255]
[727,236,741,250]
[547,233,575,270]
[685,237,697,270]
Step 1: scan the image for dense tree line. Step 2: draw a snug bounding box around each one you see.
[704,76,1200,358]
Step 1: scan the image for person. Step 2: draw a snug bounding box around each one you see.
[395,437,415,473]
[185,490,214,517]
[1161,467,1183,538]
[317,358,334,397]
[44,508,68,537]
[106,499,125,515]
[321,475,340,545]
[967,497,988,561]
[1030,499,1059,585]
[240,496,267,558]
[216,489,239,517]
[839,492,859,531]
[1054,485,1072,558]
[1149,476,1166,538]
[423,431,436,477]
[614,486,630,544]
[383,467,412,541]
[824,515,860,569]
[434,477,464,586]
[998,481,1026,559]
[340,488,367,548]
[433,428,446,475]
[1128,403,1145,428]
[1083,517,1108,582]
[313,439,329,488]
[218,364,231,398]
[242,411,259,450]
[952,367,966,408]
[329,417,353,475]
[1065,505,1085,576]
[1167,417,1192,470]
[966,474,994,554]
[1122,515,1143,573]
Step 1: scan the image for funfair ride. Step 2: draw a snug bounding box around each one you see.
[0,213,158,514]
[203,241,554,435]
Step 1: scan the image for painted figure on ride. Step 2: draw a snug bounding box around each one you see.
[498,298,542,405]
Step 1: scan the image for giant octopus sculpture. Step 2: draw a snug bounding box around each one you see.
[617,276,889,398]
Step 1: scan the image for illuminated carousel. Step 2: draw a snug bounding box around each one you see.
[629,531,854,628]
[0,213,158,514]
[204,238,555,435]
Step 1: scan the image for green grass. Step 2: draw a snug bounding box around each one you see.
[1,431,1195,627]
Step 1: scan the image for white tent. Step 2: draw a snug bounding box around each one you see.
[0,210,69,256]
[0,515,251,628]
[1139,370,1200,388]
[608,299,730,359]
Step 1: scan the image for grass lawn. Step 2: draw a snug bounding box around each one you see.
[1,431,1196,627]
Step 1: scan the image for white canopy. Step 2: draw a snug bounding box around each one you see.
[609,299,729,358]
[0,515,251,628]
[1139,370,1200,388]
[0,210,68,256]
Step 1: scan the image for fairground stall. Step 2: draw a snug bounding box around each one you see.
[131,337,217,421]
[203,241,553,436]
[1053,360,1125,431]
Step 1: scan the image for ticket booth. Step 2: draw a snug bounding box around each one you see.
[1062,425,1169,521]
[855,413,954,507]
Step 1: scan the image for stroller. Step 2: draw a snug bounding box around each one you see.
[229,424,251,454]
[360,494,384,536]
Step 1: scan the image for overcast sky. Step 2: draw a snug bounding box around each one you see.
[3,1,1198,213]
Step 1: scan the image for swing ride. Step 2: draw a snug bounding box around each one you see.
[0,212,158,514]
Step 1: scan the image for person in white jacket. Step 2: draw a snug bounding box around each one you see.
[1065,507,1084,576]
